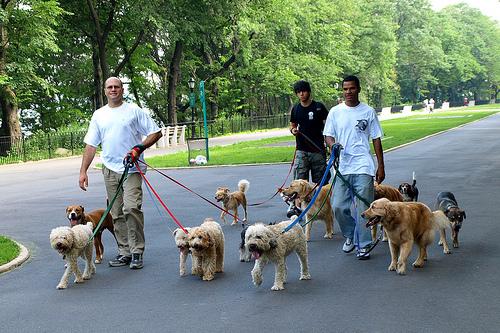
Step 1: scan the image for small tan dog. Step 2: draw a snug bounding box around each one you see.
[188,218,225,281]
[245,219,311,291]
[66,205,115,264]
[173,227,200,276]
[50,222,96,289]
[215,179,250,225]
[362,198,449,275]
[372,182,404,241]
[281,179,334,241]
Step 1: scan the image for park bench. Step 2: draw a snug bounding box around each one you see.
[155,125,186,148]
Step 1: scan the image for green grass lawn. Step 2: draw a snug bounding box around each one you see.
[147,109,498,168]
[0,236,20,266]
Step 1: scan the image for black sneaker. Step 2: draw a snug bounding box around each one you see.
[108,255,131,267]
[356,247,371,260]
[129,253,143,269]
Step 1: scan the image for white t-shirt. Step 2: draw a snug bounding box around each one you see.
[84,102,160,173]
[323,102,383,176]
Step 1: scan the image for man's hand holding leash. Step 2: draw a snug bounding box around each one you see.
[123,144,145,167]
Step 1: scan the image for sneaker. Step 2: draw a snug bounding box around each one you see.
[108,255,131,267]
[129,253,143,269]
[356,247,371,260]
[342,238,355,253]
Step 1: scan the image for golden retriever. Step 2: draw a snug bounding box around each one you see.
[215,179,249,225]
[281,179,334,241]
[362,198,448,275]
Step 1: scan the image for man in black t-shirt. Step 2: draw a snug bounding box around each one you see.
[287,80,329,217]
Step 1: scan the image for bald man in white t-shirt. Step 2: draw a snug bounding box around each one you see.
[79,77,162,269]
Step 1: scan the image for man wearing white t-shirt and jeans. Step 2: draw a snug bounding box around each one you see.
[79,77,162,269]
[324,75,385,260]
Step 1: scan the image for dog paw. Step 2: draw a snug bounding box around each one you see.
[74,277,84,284]
[56,283,67,290]
[252,274,263,286]
[412,261,424,268]
[180,270,186,277]
[324,233,333,239]
[300,273,311,280]
[396,269,406,275]
[438,240,443,246]
[83,274,91,280]
[231,221,238,226]
[388,263,397,271]
[453,243,459,248]
[271,284,285,291]
[94,259,102,264]
[202,275,214,281]
[443,249,452,254]
[382,237,388,242]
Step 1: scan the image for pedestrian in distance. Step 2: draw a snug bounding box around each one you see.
[429,97,435,113]
[79,76,162,269]
[324,75,385,260]
[288,80,330,218]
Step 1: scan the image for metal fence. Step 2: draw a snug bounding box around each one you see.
[0,131,87,165]
[0,114,289,165]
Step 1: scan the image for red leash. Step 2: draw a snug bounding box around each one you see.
[137,160,243,223]
[248,148,297,206]
[134,161,189,234]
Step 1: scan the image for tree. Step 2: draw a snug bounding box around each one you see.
[0,0,64,153]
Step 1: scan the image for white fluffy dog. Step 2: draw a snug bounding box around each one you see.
[188,218,225,281]
[173,227,201,276]
[49,222,95,289]
[245,220,311,291]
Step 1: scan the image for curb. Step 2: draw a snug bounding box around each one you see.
[0,239,30,274]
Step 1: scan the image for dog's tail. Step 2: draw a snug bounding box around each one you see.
[432,210,449,230]
[412,171,416,187]
[238,179,250,193]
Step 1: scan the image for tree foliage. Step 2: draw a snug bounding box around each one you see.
[0,0,499,136]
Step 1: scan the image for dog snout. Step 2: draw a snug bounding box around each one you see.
[248,243,257,251]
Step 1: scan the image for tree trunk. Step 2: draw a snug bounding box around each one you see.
[92,46,104,109]
[167,40,183,124]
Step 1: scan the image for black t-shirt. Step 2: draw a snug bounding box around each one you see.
[290,100,329,153]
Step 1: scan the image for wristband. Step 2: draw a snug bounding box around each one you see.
[133,144,146,154]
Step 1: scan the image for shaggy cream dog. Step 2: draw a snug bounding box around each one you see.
[173,227,201,276]
[245,220,311,291]
[188,218,224,281]
[50,222,95,289]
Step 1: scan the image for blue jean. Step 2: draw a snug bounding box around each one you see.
[332,173,374,249]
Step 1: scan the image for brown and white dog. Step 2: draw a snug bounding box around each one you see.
[66,205,115,264]
[373,182,404,241]
[435,191,466,251]
[281,179,334,241]
[398,172,419,202]
[362,198,449,275]
[215,179,250,225]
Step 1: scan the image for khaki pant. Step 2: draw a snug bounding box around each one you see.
[103,166,144,256]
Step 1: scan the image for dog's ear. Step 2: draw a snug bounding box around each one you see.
[269,238,278,249]
[80,205,84,213]
[173,228,180,236]
[461,210,466,219]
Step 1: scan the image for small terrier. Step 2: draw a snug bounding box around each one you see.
[215,179,250,225]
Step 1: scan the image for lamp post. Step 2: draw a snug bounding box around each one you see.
[188,77,196,138]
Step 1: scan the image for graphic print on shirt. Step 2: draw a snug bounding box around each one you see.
[355,119,368,132]
[308,111,314,120]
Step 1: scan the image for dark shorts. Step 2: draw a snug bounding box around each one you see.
[294,150,329,183]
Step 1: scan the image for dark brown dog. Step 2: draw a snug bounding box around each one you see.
[66,205,115,264]
[398,172,419,202]
[435,191,466,250]
[373,182,404,241]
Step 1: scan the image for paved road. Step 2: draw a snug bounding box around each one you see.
[1,113,500,332]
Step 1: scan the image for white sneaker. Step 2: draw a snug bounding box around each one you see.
[342,238,355,253]
[356,247,370,260]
